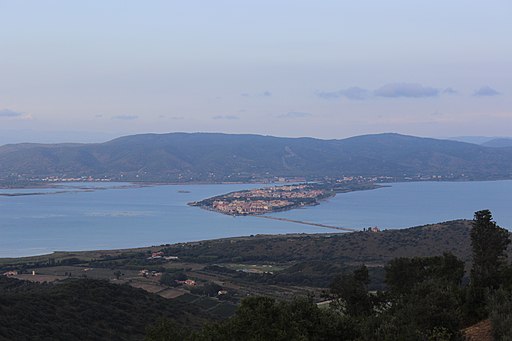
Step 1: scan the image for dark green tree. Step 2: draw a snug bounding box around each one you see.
[360,254,465,340]
[361,279,463,341]
[160,271,187,287]
[190,282,222,297]
[488,288,512,340]
[330,265,372,316]
[145,318,190,341]
[466,209,511,322]
[470,209,510,289]
[385,253,464,294]
[191,296,358,340]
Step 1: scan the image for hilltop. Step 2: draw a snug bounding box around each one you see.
[1,132,512,183]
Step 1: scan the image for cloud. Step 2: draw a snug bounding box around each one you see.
[278,111,313,118]
[316,90,343,100]
[317,87,370,100]
[240,91,272,98]
[473,86,500,97]
[340,87,371,100]
[112,115,139,120]
[0,109,23,117]
[318,83,442,100]
[212,115,239,120]
[442,87,457,95]
[0,109,32,120]
[156,115,184,120]
[374,83,439,98]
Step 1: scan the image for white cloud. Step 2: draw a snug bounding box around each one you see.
[0,109,23,117]
[112,115,139,120]
[212,115,239,120]
[473,86,500,97]
[374,83,439,98]
[278,111,313,118]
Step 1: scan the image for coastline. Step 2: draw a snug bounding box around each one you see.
[0,231,346,264]
[3,180,512,259]
[189,183,383,217]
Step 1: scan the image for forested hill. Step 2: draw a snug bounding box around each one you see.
[1,132,512,182]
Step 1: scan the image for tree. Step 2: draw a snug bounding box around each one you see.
[488,288,512,340]
[191,296,358,340]
[330,265,372,316]
[145,318,189,341]
[385,253,464,294]
[190,282,222,297]
[470,209,510,289]
[159,271,187,287]
[361,279,463,341]
[465,209,511,322]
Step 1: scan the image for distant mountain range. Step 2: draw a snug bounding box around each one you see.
[1,132,512,182]
[481,138,512,148]
[448,136,512,147]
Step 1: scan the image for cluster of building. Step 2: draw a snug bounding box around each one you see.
[176,279,196,286]
[5,175,113,183]
[200,184,329,215]
[226,184,325,200]
[139,269,161,277]
[212,199,292,215]
[147,251,179,260]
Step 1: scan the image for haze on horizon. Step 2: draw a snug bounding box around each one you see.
[0,1,510,145]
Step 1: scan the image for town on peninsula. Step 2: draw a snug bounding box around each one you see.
[188,182,380,215]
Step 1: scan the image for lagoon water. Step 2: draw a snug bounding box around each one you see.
[1,181,512,257]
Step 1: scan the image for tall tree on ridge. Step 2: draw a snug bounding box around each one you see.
[470,209,510,289]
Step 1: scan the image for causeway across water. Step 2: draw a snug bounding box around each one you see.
[257,215,357,232]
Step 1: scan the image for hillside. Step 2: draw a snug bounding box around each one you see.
[1,132,512,182]
[0,220,479,292]
[481,138,512,148]
[0,277,212,341]
[158,220,475,267]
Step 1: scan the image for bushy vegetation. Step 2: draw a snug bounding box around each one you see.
[0,278,209,341]
[147,210,512,340]
[146,296,358,341]
[161,219,473,265]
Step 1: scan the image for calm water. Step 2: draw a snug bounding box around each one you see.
[1,181,511,257]
[272,181,512,230]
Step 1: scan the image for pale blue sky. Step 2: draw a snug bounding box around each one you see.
[0,1,510,143]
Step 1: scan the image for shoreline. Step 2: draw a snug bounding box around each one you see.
[3,180,511,260]
[0,231,348,263]
[0,217,476,263]
[189,183,383,217]
[3,177,512,191]
[0,179,290,190]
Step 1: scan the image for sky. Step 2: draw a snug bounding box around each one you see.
[0,0,511,144]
